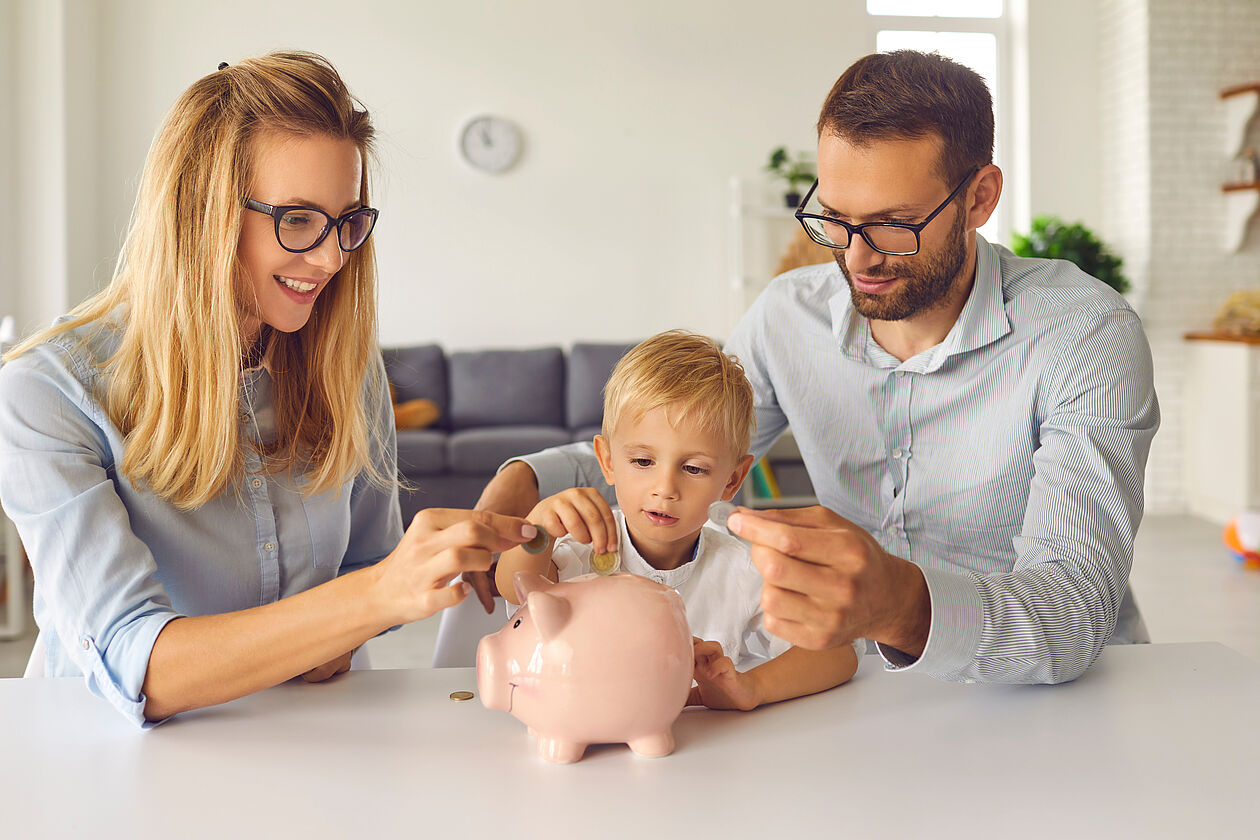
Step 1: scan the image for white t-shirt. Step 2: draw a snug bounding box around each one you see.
[550,510,791,671]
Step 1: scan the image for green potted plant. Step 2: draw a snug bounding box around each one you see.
[1011,216,1130,294]
[765,146,817,208]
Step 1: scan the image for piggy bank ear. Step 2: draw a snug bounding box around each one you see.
[513,571,554,604]
[526,590,571,642]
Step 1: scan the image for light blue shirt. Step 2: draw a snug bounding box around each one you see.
[0,317,403,726]
[518,236,1159,684]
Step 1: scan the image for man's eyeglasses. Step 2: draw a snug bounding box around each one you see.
[243,198,379,254]
[794,166,979,256]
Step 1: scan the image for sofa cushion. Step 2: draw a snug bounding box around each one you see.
[566,341,636,431]
[382,344,449,430]
[447,426,572,474]
[448,347,564,429]
[395,429,447,475]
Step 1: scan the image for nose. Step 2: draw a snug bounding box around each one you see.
[305,228,348,276]
[651,471,680,500]
[842,233,887,276]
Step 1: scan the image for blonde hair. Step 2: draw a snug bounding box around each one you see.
[5,51,385,509]
[602,330,754,460]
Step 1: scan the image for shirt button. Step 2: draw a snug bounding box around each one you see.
[81,638,90,650]
[264,541,275,553]
[251,478,263,489]
[886,526,897,537]
[240,413,250,424]
[896,371,906,378]
[892,448,903,459]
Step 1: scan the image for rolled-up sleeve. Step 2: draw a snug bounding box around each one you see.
[0,346,182,727]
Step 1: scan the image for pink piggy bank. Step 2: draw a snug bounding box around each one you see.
[476,571,693,764]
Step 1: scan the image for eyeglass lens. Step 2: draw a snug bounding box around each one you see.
[276,207,375,252]
[798,218,918,255]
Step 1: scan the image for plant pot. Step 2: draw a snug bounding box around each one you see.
[784,192,801,208]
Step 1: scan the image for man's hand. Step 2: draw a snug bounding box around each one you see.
[727,505,931,657]
[466,461,542,613]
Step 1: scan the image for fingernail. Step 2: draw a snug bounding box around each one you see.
[521,523,537,540]
[726,513,743,532]
[458,581,471,597]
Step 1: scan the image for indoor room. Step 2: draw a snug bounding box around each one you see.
[1,0,1258,836]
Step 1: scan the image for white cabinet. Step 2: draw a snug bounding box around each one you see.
[1183,333,1260,524]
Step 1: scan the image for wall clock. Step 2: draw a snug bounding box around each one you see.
[459,115,523,173]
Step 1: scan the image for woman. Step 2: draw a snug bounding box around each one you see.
[0,51,533,726]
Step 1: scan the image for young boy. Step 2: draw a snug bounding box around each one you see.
[494,330,858,711]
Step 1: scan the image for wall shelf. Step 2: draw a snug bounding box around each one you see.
[1220,85,1260,251]
[1221,83,1260,156]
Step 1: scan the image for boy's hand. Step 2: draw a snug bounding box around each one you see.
[529,487,618,554]
[688,638,760,711]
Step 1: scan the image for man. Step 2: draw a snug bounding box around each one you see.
[473,50,1159,684]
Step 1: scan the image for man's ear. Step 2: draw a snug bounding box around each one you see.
[965,164,1002,232]
[593,434,616,486]
[721,453,756,501]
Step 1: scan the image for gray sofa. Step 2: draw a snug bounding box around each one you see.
[381,342,635,523]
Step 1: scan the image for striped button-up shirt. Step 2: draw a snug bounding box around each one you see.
[521,235,1159,684]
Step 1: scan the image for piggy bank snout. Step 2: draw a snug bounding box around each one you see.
[475,634,508,711]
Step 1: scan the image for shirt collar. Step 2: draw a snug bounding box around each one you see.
[829,233,1011,370]
[615,510,702,588]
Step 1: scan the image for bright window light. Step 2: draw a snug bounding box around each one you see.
[875,29,1000,243]
[867,0,1002,17]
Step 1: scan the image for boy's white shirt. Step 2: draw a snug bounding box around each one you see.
[547,509,792,671]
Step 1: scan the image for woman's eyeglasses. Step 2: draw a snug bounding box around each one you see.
[243,198,379,254]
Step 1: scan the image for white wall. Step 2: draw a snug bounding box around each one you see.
[0,0,15,331]
[3,0,1108,352]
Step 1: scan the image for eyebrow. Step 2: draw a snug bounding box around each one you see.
[277,197,364,215]
[817,195,927,219]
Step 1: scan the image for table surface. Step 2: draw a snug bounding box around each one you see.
[3,642,1258,839]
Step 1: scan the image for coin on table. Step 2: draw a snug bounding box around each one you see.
[592,550,620,575]
[449,690,475,702]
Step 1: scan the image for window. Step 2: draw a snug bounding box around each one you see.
[867,1,1012,246]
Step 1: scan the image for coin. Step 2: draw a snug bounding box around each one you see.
[592,550,620,574]
[449,690,475,702]
[521,527,553,555]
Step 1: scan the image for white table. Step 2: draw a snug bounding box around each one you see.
[2,642,1258,839]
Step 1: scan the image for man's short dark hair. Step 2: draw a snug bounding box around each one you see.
[816,50,994,186]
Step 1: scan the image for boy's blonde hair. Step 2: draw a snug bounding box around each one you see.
[5,51,384,509]
[602,330,754,460]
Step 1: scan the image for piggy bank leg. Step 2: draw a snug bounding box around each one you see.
[536,736,588,764]
[627,729,675,758]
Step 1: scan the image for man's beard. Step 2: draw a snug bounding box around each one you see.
[836,207,967,322]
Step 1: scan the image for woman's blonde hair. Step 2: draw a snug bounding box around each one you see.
[5,51,385,509]
[602,330,754,460]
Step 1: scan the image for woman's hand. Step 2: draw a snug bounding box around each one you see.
[688,638,760,711]
[528,487,618,554]
[300,647,357,683]
[373,508,536,626]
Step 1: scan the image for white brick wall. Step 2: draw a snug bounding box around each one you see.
[1100,0,1260,515]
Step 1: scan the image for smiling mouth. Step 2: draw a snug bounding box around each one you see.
[276,275,318,294]
[507,681,517,713]
[644,509,679,525]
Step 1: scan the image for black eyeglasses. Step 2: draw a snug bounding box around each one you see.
[243,198,379,254]
[794,166,979,256]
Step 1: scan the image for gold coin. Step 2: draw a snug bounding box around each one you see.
[592,550,620,574]
[449,690,475,702]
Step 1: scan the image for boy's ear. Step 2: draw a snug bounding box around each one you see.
[721,453,756,501]
[593,434,616,486]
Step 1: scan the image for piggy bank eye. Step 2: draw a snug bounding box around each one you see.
[513,618,522,629]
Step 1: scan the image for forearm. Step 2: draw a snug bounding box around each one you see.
[494,546,557,603]
[474,460,540,517]
[142,566,391,720]
[747,644,858,707]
